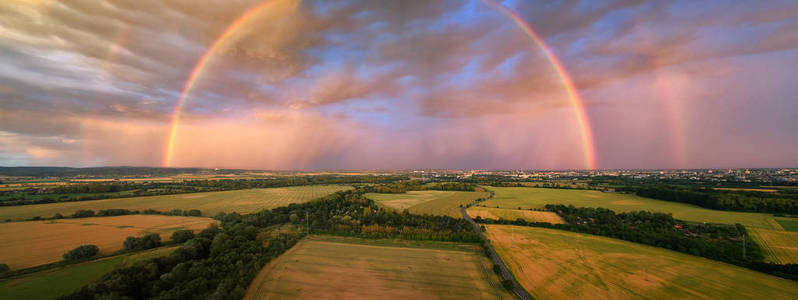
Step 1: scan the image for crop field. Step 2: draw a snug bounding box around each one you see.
[0,246,177,300]
[485,225,798,299]
[481,187,788,229]
[366,191,489,218]
[467,206,564,224]
[244,236,513,300]
[775,218,798,232]
[0,215,214,270]
[748,227,798,264]
[0,185,352,221]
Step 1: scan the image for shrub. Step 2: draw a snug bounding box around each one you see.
[123,234,161,251]
[501,279,514,290]
[493,264,502,274]
[97,209,133,216]
[0,263,9,273]
[72,209,95,218]
[63,245,99,261]
[187,209,202,217]
[53,213,64,219]
[171,230,195,243]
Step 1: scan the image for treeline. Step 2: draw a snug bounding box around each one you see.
[633,186,798,214]
[360,181,477,194]
[0,175,408,206]
[476,204,798,281]
[60,190,478,299]
[24,208,203,221]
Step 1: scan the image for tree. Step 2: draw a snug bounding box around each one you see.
[289,213,299,223]
[0,263,9,273]
[72,210,95,218]
[171,230,195,243]
[501,280,514,290]
[63,245,99,261]
[123,234,162,251]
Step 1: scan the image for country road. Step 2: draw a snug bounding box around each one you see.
[461,191,534,300]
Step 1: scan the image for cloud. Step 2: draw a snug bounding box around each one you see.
[1,0,796,169]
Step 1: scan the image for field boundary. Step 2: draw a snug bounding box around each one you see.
[462,190,533,300]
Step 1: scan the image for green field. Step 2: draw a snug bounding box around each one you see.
[366,191,489,218]
[0,185,351,221]
[748,227,798,264]
[0,246,177,300]
[776,218,798,232]
[482,187,787,230]
[244,235,513,299]
[485,225,798,299]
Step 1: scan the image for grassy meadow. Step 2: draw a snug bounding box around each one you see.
[0,246,177,300]
[366,191,489,218]
[0,215,214,270]
[244,236,513,300]
[467,206,564,224]
[481,187,787,230]
[0,185,351,221]
[748,227,798,264]
[485,225,798,299]
[776,218,798,232]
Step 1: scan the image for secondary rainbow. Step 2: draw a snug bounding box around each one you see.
[163,0,287,167]
[482,0,596,170]
[165,0,597,169]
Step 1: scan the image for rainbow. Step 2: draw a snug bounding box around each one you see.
[482,0,596,170]
[163,0,290,167]
[164,0,597,169]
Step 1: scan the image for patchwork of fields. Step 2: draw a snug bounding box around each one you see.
[0,246,177,300]
[467,206,564,224]
[481,187,786,230]
[485,225,798,299]
[0,185,352,221]
[0,215,214,270]
[366,191,489,218]
[245,236,512,299]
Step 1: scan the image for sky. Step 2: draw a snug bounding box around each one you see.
[1,0,796,170]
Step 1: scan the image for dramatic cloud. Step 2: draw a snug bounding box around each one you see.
[1,0,796,169]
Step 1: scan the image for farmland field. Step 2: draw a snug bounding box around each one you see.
[0,215,214,270]
[481,187,787,229]
[485,225,798,299]
[0,246,177,300]
[776,218,798,232]
[366,191,488,218]
[748,227,798,264]
[244,235,513,299]
[467,206,564,224]
[0,185,352,221]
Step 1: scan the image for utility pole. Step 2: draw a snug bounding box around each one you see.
[742,234,746,259]
[306,211,310,236]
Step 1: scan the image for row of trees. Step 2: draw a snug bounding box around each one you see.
[1,175,408,206]
[25,208,204,221]
[360,181,478,194]
[634,186,798,214]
